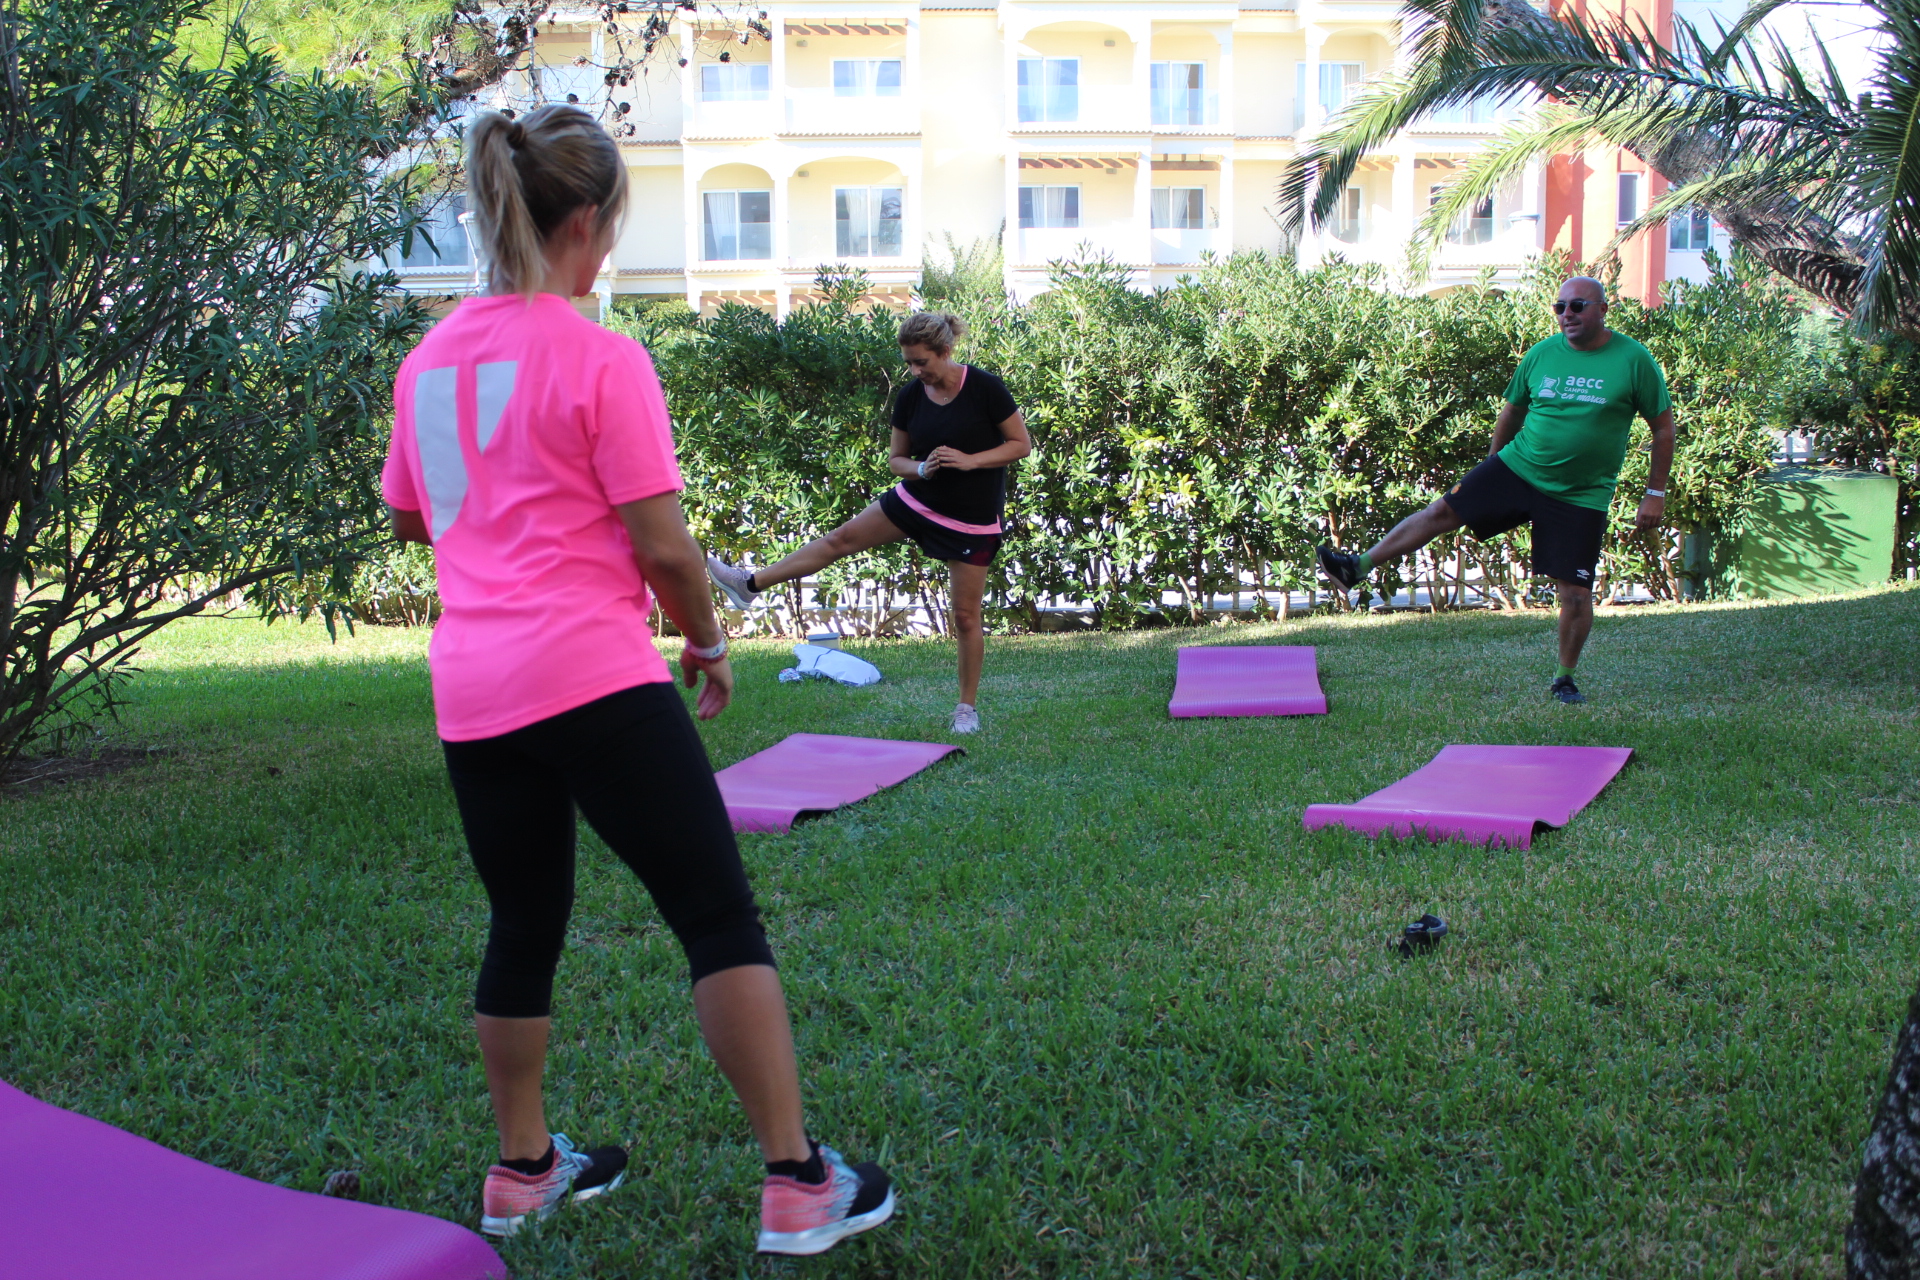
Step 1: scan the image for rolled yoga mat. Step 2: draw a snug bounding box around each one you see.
[715,732,962,834]
[1302,744,1634,850]
[1168,645,1328,718]
[0,1078,505,1280]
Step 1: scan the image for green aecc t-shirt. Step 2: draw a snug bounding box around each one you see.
[1498,332,1672,511]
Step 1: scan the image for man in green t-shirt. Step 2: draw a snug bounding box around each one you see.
[1317,276,1676,704]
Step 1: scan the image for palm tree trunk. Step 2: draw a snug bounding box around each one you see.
[1849,977,1920,1279]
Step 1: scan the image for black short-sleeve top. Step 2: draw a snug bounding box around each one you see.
[890,366,1019,530]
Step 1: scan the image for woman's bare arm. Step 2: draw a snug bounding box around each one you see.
[614,493,733,720]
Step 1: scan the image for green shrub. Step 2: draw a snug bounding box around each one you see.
[599,253,1800,632]
[1784,324,1920,576]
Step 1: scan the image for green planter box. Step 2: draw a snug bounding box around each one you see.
[1687,466,1897,600]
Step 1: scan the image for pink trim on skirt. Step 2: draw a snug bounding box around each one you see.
[891,485,1002,535]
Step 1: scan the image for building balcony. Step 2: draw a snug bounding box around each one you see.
[1150,226,1220,264]
[1014,225,1144,267]
[686,97,778,138]
[783,88,921,135]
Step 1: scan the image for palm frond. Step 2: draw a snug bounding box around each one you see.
[1853,0,1920,331]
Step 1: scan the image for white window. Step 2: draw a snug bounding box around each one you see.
[1151,187,1205,229]
[1018,185,1079,228]
[536,63,601,108]
[1319,63,1364,117]
[1669,204,1712,251]
[700,62,769,101]
[1152,62,1205,126]
[387,194,470,270]
[1617,172,1641,225]
[703,189,772,260]
[1431,96,1503,126]
[836,187,903,257]
[1017,58,1078,123]
[1434,186,1494,245]
[1333,185,1362,243]
[833,60,901,96]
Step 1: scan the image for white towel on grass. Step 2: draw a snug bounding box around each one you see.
[777,643,882,687]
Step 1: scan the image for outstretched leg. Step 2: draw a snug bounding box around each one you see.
[746,502,906,591]
[1320,496,1466,591]
[1367,497,1465,567]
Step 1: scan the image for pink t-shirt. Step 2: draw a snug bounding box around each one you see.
[381,292,681,741]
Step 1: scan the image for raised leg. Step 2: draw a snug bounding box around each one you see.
[1554,578,1594,669]
[949,560,988,705]
[749,502,905,590]
[1365,496,1466,567]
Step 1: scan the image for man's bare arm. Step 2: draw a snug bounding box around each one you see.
[1636,409,1676,533]
[1488,402,1526,458]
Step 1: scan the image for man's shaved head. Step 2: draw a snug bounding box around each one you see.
[1563,276,1607,302]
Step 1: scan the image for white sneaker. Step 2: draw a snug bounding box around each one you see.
[706,554,761,610]
[951,704,980,734]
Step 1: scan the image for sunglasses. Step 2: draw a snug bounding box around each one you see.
[1552,299,1599,314]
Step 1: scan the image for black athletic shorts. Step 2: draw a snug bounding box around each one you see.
[1441,455,1607,587]
[878,487,1002,567]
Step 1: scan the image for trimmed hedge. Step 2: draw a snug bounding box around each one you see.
[351,250,1831,628]
[613,251,1803,626]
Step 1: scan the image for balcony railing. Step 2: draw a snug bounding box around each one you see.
[1151,226,1215,264]
[687,96,778,136]
[784,87,918,134]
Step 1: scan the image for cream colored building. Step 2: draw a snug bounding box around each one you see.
[389,0,1599,313]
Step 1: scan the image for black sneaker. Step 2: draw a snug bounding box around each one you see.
[1317,544,1362,590]
[1550,675,1587,705]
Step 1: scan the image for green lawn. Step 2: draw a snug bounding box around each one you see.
[4,587,1918,1277]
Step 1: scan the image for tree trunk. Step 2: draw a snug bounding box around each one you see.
[1850,976,1920,1279]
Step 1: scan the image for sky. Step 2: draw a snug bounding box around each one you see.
[1671,0,1888,97]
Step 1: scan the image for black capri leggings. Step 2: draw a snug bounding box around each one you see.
[441,681,775,1019]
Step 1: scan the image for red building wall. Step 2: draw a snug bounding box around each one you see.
[1543,0,1672,304]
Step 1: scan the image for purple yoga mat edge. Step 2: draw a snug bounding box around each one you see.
[0,1078,507,1280]
[717,734,965,834]
[1300,804,1541,850]
[1167,645,1328,719]
[1300,745,1635,850]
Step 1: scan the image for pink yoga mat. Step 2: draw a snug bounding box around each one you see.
[716,733,962,834]
[0,1078,504,1280]
[1168,646,1328,718]
[1302,744,1634,850]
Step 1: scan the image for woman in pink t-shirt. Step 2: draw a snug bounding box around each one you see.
[382,105,891,1256]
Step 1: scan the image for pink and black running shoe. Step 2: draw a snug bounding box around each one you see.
[479,1132,628,1238]
[756,1143,895,1256]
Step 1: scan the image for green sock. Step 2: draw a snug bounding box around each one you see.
[1356,552,1374,575]
[1556,665,1576,680]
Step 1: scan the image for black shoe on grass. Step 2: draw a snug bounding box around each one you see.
[1549,675,1587,705]
[1317,545,1362,590]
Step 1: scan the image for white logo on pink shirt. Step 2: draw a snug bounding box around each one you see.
[414,362,517,538]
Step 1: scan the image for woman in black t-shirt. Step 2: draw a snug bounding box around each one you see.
[706,311,1031,735]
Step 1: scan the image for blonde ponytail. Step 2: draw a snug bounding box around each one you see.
[467,105,628,300]
[897,310,967,354]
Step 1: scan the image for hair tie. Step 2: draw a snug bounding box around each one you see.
[506,119,528,148]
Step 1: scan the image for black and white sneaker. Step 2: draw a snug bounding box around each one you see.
[706,554,761,610]
[1549,675,1587,705]
[1317,544,1363,590]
